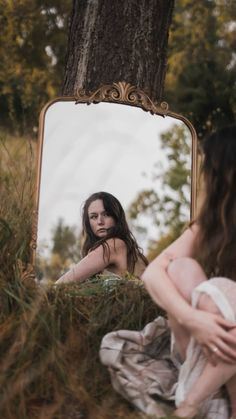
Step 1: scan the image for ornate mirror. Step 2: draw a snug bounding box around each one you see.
[32,82,197,281]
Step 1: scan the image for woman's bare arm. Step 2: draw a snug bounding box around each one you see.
[142,226,197,321]
[55,238,126,284]
[142,226,236,362]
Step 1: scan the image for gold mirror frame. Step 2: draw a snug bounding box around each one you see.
[31,81,198,267]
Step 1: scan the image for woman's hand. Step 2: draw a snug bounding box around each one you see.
[185,309,236,364]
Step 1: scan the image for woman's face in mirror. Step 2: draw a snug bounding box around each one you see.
[88,199,116,238]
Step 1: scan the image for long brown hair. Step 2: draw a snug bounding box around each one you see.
[194,125,236,279]
[81,192,148,273]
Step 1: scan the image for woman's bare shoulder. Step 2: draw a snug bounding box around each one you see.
[89,238,126,258]
[156,224,199,267]
[105,237,126,252]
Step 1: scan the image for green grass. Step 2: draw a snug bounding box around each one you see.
[0,132,203,419]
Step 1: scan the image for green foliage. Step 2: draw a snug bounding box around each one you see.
[166,0,236,137]
[0,0,71,134]
[128,124,191,259]
[37,219,82,281]
[52,219,81,263]
[0,132,36,278]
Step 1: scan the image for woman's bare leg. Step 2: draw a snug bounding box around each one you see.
[167,257,208,360]
[175,360,236,418]
[174,294,236,418]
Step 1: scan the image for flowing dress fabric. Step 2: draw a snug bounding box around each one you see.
[100,277,236,418]
[100,316,178,416]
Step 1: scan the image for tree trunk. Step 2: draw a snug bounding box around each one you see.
[62,0,175,102]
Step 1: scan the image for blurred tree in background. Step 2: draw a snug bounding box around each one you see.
[37,218,82,281]
[165,0,236,137]
[0,0,71,135]
[52,218,81,263]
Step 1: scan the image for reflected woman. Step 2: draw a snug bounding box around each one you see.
[55,191,148,284]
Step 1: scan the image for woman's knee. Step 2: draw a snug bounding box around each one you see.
[167,257,207,301]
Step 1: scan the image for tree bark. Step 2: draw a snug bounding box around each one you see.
[62,0,175,102]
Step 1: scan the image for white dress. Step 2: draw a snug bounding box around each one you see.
[100,277,236,418]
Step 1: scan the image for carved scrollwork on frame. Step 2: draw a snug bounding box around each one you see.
[75,81,169,116]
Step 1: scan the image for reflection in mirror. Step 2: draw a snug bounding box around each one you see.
[36,100,193,282]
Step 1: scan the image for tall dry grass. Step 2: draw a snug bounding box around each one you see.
[0,133,198,419]
[0,132,35,278]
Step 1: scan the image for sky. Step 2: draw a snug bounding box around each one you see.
[37,100,190,256]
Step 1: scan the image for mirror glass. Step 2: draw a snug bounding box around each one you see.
[36,100,193,281]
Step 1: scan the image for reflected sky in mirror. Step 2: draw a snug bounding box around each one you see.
[38,101,190,257]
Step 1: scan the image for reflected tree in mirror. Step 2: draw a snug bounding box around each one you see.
[36,219,82,281]
[128,123,191,260]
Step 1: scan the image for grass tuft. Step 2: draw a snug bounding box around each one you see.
[0,132,203,418]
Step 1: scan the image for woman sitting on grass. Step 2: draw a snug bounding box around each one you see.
[56,191,148,284]
[142,125,236,418]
